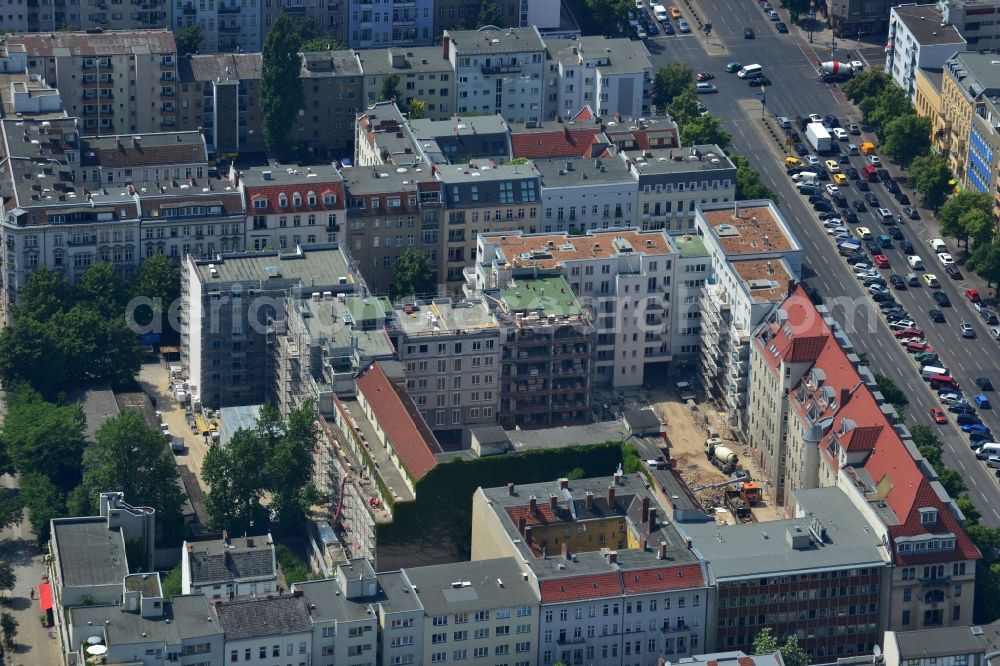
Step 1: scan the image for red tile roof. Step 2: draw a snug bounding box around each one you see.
[571,106,595,122]
[510,128,601,159]
[506,505,567,527]
[841,425,882,453]
[539,572,622,603]
[355,362,441,481]
[787,335,829,363]
[242,181,346,216]
[621,564,704,594]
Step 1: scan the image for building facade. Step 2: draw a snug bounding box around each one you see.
[939,52,1000,195]
[543,37,652,120]
[178,53,265,158]
[356,46,456,119]
[886,5,966,101]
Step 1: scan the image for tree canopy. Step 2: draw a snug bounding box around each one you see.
[841,69,893,104]
[175,25,204,57]
[882,114,931,166]
[679,114,731,149]
[968,238,1000,287]
[666,87,700,127]
[133,253,181,337]
[874,373,908,410]
[478,1,504,27]
[391,248,437,299]
[380,74,402,103]
[731,154,777,201]
[909,155,953,211]
[260,14,305,156]
[939,191,993,247]
[1,388,85,492]
[653,64,694,107]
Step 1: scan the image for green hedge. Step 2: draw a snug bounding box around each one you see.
[377,441,636,563]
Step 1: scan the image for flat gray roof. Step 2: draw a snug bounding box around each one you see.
[192,245,355,288]
[891,620,1000,658]
[356,47,454,76]
[376,571,424,614]
[629,146,734,176]
[547,36,651,76]
[391,299,498,336]
[405,559,537,613]
[294,578,377,623]
[533,156,636,187]
[506,420,631,451]
[446,27,545,55]
[298,296,396,360]
[436,162,537,184]
[69,595,220,647]
[52,518,128,588]
[946,51,1000,94]
[215,595,313,640]
[410,115,510,140]
[678,487,889,581]
[894,4,966,46]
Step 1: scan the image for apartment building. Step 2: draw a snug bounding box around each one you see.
[883,621,1000,666]
[28,0,165,32]
[679,487,891,658]
[411,114,511,164]
[445,27,546,122]
[0,45,65,118]
[543,37,652,120]
[235,164,346,252]
[6,30,179,135]
[356,46,456,119]
[346,0,434,48]
[386,298,502,436]
[747,286,980,632]
[472,475,711,665]
[623,144,735,232]
[181,533,278,600]
[138,174,246,259]
[886,5,966,101]
[342,166,437,293]
[939,52,1000,194]
[178,53,265,157]
[670,232,712,364]
[299,50,363,159]
[831,0,897,35]
[171,0,261,54]
[78,130,208,188]
[475,229,676,388]
[936,0,1000,49]
[436,162,540,286]
[534,155,639,234]
[695,200,803,433]
[508,115,608,160]
[433,0,521,36]
[180,245,359,408]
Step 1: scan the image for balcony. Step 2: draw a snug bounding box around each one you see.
[218,2,239,11]
[481,63,521,75]
[556,636,586,646]
[219,22,240,32]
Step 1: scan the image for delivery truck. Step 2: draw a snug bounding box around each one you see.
[805,122,832,153]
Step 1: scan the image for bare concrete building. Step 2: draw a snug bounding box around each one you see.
[299,50,363,159]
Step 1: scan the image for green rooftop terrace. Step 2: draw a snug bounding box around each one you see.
[347,296,388,323]
[671,232,708,258]
[500,275,582,318]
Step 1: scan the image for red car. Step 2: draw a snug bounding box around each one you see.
[873,254,890,268]
[930,407,947,424]
[966,289,982,302]
[696,72,715,81]
[893,326,924,339]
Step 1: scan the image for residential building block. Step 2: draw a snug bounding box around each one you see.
[939,52,1000,194]
[357,46,456,118]
[543,37,652,120]
[181,533,278,600]
[178,53,265,157]
[886,5,966,101]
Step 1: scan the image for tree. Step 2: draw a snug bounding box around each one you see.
[666,87,700,127]
[731,154,777,201]
[910,424,940,450]
[202,430,269,533]
[77,411,185,528]
[295,16,346,52]
[76,261,130,319]
[867,86,914,139]
[957,495,983,525]
[583,0,631,36]
[909,155,953,210]
[175,25,204,57]
[680,114,731,149]
[937,467,968,498]
[939,191,992,247]
[874,373,908,409]
[778,0,810,21]
[1,391,85,491]
[260,14,304,156]
[0,317,67,399]
[962,208,996,249]
[380,74,402,102]
[391,248,436,299]
[133,254,180,335]
[653,64,694,106]
[300,37,346,51]
[14,267,71,321]
[478,1,504,27]
[19,472,64,544]
[161,564,182,598]
[882,114,931,166]
[0,562,14,600]
[266,401,320,531]
[752,627,779,654]
[841,69,893,104]
[968,238,1000,287]
[0,611,16,649]
[779,634,810,666]
[408,99,427,120]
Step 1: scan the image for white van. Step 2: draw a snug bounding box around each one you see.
[920,365,949,380]
[652,3,668,20]
[792,171,819,182]
[976,443,1000,459]
[738,64,763,79]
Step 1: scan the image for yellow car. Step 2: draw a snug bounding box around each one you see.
[669,6,682,18]
[824,160,841,173]
[854,226,872,240]
[785,156,803,167]
[833,173,848,185]
[922,274,940,287]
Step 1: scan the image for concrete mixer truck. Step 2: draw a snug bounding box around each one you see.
[705,437,738,474]
[817,60,864,83]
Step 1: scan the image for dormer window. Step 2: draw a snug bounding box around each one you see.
[307,191,316,205]
[253,198,267,210]
[919,507,938,524]
[278,193,288,208]
[293,192,302,206]
[323,193,336,205]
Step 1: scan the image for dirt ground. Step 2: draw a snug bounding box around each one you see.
[645,386,785,524]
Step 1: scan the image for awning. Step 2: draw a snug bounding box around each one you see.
[38,581,52,611]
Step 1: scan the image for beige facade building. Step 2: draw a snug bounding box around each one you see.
[6,30,178,135]
[356,46,456,119]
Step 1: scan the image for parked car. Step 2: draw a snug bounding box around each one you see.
[946,264,963,279]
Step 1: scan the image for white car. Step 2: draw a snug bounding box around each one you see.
[827,226,848,236]
[635,0,643,7]
[825,184,839,195]
[906,255,924,270]
[809,113,823,124]
[832,127,849,141]
[806,155,821,166]
[929,238,947,252]
[889,320,916,330]
[938,252,955,267]
[869,155,881,166]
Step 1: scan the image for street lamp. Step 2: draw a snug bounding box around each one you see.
[756,90,766,117]
[808,2,816,43]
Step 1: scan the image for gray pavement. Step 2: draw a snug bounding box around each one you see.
[646,0,1000,523]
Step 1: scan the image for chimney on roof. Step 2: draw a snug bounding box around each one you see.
[223,549,230,564]
[442,35,450,60]
[647,508,657,529]
[641,497,650,522]
[222,530,229,545]
[840,387,850,406]
[131,135,137,148]
[524,527,533,545]
[246,537,254,547]
[561,542,570,560]
[585,491,594,511]
[607,485,615,507]
[507,482,515,495]
[517,516,526,534]
[558,477,569,489]
[658,542,667,559]
[115,135,121,148]
[641,537,648,550]
[549,493,558,511]
[685,537,692,550]
[529,495,538,515]
[613,470,622,485]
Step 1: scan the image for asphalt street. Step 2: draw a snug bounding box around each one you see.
[641,2,1000,524]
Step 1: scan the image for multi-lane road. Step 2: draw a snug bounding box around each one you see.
[640,1,1000,524]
